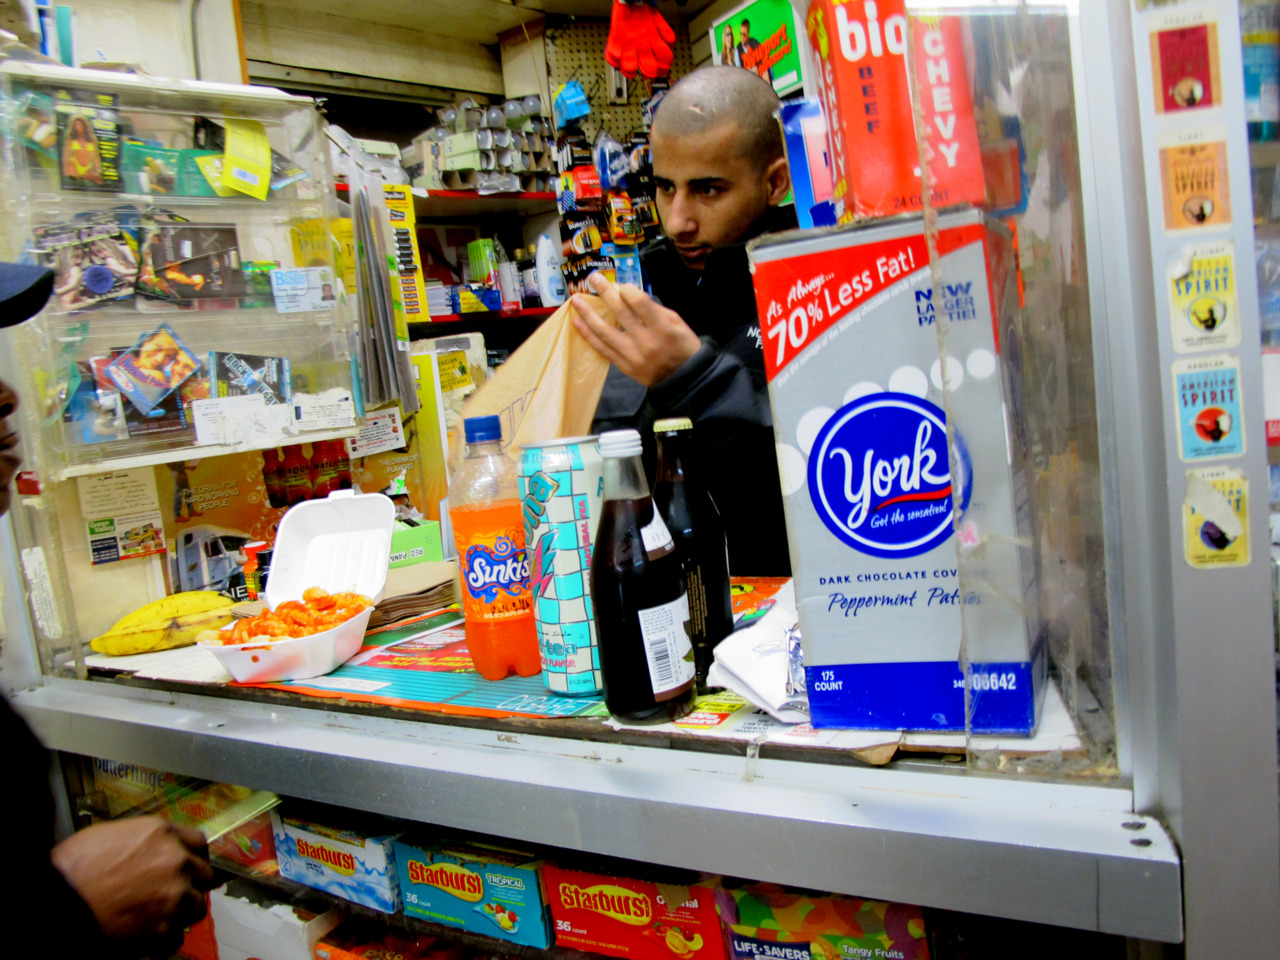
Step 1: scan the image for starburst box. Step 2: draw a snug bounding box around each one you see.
[271,809,400,913]
[747,209,1044,733]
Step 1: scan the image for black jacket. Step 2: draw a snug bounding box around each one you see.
[592,206,796,576]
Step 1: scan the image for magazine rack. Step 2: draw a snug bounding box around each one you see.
[0,62,358,481]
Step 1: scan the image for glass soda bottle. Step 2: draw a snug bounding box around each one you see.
[281,444,313,506]
[591,429,694,722]
[449,415,540,680]
[260,448,287,509]
[652,418,733,692]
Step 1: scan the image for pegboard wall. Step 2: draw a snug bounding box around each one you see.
[544,16,694,143]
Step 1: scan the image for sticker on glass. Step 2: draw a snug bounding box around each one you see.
[1158,124,1231,231]
[1168,240,1239,352]
[1183,466,1249,568]
[1173,353,1245,461]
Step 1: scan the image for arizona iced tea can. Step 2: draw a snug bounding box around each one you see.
[748,209,1044,734]
[518,437,606,695]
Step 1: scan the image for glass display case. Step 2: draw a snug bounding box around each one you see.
[3,4,1278,956]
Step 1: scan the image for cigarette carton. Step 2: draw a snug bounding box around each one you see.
[393,836,553,948]
[748,209,1044,733]
[271,809,401,913]
[543,861,727,960]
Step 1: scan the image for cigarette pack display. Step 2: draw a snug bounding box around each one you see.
[393,836,553,948]
[271,808,401,913]
[804,0,984,221]
[747,210,1044,733]
[718,882,930,960]
[543,861,727,960]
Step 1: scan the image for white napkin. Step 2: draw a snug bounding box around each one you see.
[707,605,809,724]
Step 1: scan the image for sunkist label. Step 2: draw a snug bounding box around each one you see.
[558,883,654,925]
[295,837,357,876]
[460,525,532,621]
[407,859,485,901]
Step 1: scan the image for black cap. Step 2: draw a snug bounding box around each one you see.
[0,264,54,329]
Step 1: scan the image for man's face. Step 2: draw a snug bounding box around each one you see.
[0,380,20,519]
[740,22,751,42]
[652,121,775,271]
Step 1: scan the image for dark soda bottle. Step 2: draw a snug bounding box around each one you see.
[652,418,733,692]
[260,448,287,509]
[591,429,694,723]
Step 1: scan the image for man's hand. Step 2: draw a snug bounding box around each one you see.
[52,816,215,944]
[571,272,702,387]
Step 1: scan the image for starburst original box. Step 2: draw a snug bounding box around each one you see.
[719,882,930,960]
[271,809,400,913]
[747,209,1044,733]
[393,836,553,948]
[543,861,727,960]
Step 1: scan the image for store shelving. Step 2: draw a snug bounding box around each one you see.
[336,182,557,218]
[413,306,556,324]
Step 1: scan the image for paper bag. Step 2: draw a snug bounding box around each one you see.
[458,295,613,456]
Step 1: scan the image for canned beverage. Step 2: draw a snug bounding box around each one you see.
[517,436,605,695]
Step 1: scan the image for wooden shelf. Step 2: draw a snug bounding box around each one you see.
[336,183,557,218]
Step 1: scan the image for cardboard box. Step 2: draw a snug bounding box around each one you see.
[747,210,1043,732]
[394,837,553,948]
[177,895,218,960]
[314,921,466,960]
[271,810,401,913]
[210,879,342,960]
[390,520,443,568]
[543,862,727,960]
[719,883,930,960]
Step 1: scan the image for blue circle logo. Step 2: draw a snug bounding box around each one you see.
[807,392,972,559]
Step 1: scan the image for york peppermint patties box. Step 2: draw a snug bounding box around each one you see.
[747,209,1044,732]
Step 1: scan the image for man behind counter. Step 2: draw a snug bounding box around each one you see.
[570,66,795,576]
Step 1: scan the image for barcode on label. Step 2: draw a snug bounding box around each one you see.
[636,592,693,696]
[648,630,674,686]
[231,166,260,186]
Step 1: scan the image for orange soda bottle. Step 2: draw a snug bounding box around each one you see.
[450,415,540,680]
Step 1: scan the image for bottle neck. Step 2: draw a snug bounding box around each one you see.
[655,433,688,483]
[602,454,649,500]
[466,438,504,458]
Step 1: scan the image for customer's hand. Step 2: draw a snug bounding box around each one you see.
[571,272,702,387]
[52,816,215,944]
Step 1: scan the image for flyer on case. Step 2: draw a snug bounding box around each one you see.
[1158,125,1231,231]
[1173,353,1245,461]
[1183,467,1249,568]
[76,468,166,565]
[1168,241,1240,352]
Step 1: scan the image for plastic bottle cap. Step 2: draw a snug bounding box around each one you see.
[653,417,693,433]
[599,429,642,458]
[465,415,503,443]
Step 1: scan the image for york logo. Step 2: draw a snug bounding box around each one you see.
[407,860,484,902]
[809,393,971,559]
[295,838,356,876]
[558,883,653,926]
[463,535,530,603]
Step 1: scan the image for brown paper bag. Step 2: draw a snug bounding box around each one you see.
[458,295,613,457]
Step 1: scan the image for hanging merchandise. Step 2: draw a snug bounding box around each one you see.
[553,80,591,129]
[605,0,676,79]
[593,130,630,192]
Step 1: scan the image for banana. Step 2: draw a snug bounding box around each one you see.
[90,592,236,656]
[106,591,234,631]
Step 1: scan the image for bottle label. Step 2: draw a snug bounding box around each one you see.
[639,510,673,554]
[636,591,694,697]
[459,527,532,621]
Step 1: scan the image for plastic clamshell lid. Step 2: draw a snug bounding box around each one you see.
[265,490,395,610]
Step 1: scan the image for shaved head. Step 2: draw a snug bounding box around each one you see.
[652,66,784,170]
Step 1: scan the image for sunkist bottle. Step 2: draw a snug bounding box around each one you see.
[652,418,733,692]
[591,429,694,722]
[280,444,313,506]
[449,415,541,680]
[261,448,287,509]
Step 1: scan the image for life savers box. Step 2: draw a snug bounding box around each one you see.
[271,809,401,913]
[392,836,553,948]
[747,209,1045,733]
[542,861,727,960]
[718,882,930,960]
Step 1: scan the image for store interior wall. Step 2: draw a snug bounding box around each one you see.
[53,0,242,82]
[239,1,504,95]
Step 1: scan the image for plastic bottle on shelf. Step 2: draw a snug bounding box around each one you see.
[1243,0,1280,141]
[281,444,313,507]
[535,233,566,306]
[449,415,541,681]
[261,448,287,509]
[651,418,733,692]
[591,429,695,723]
[309,441,343,498]
[515,246,540,308]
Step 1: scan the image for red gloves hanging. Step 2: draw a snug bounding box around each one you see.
[605,0,675,79]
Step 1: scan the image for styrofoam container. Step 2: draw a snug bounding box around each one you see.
[200,490,394,683]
